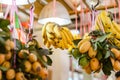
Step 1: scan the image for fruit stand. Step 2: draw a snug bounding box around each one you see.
[0,0,120,80]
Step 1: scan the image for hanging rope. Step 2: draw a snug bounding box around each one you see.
[88,11,92,33]
[91,5,95,30]
[53,0,56,17]
[74,2,78,31]
[114,0,116,21]
[0,4,2,12]
[118,0,120,22]
[80,0,83,37]
[12,0,17,69]
[4,0,27,68]
[28,5,34,41]
[105,0,108,11]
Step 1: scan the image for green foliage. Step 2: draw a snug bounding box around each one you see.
[71,48,81,59]
[102,58,113,75]
[70,30,119,76]
[0,18,10,33]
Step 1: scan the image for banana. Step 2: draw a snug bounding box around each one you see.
[46,22,55,34]
[42,23,47,38]
[47,37,56,46]
[45,41,51,48]
[54,38,59,43]
[62,27,74,41]
[113,38,120,48]
[61,28,73,45]
[68,44,74,52]
[112,21,120,33]
[42,23,49,45]
[46,31,55,39]
[60,30,68,49]
[100,11,120,39]
[95,14,101,30]
[43,38,47,45]
[56,40,64,49]
[53,25,62,39]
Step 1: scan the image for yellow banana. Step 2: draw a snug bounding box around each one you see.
[45,41,51,48]
[95,15,101,30]
[61,28,73,45]
[100,11,120,39]
[43,38,47,45]
[54,38,59,43]
[46,31,55,39]
[62,27,74,41]
[53,25,62,39]
[46,22,55,34]
[42,23,48,45]
[112,21,120,33]
[47,37,56,46]
[68,44,74,52]
[56,40,63,49]
[60,30,68,49]
[113,38,120,48]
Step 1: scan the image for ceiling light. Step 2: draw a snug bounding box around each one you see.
[38,1,72,26]
[77,5,81,11]
[0,0,36,5]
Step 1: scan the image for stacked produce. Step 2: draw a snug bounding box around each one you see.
[95,11,120,48]
[0,19,52,80]
[42,22,75,50]
[70,11,120,76]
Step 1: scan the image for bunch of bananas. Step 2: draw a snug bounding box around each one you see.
[42,22,75,50]
[95,11,120,48]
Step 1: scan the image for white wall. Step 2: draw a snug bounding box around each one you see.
[33,23,70,80]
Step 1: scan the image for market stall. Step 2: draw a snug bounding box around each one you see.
[0,0,120,80]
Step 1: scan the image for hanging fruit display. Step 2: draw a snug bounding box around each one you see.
[0,18,53,80]
[70,11,120,76]
[42,22,75,51]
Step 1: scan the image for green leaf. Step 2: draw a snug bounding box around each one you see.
[110,51,115,59]
[0,18,10,32]
[37,48,52,55]
[97,42,103,49]
[73,39,81,46]
[95,34,108,42]
[104,51,111,59]
[89,30,104,36]
[37,54,48,67]
[96,51,103,61]
[0,31,10,38]
[16,39,22,50]
[102,58,113,75]
[92,42,98,50]
[46,56,52,66]
[0,44,7,53]
[0,66,8,71]
[0,37,5,45]
[72,48,81,59]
